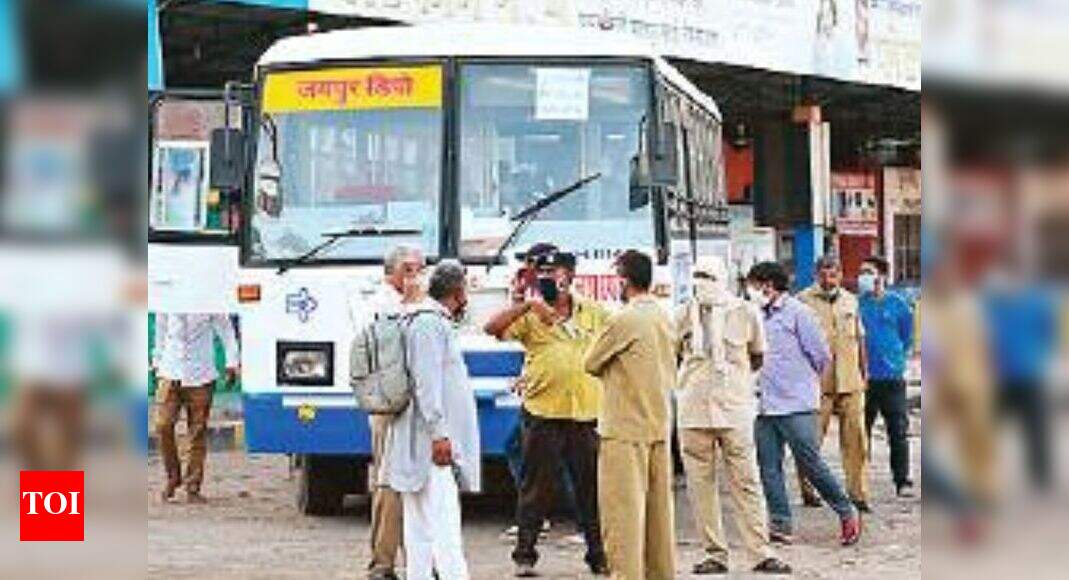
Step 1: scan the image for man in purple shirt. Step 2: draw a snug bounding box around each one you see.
[747,262,861,547]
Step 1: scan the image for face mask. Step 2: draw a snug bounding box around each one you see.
[746,285,764,305]
[857,273,877,294]
[536,276,560,303]
[452,297,469,324]
[694,278,725,302]
[402,274,426,299]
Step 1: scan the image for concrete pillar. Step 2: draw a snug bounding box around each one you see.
[753,105,831,289]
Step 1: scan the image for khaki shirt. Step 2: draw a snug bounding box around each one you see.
[584,295,676,442]
[674,297,765,429]
[798,285,866,394]
[505,297,609,421]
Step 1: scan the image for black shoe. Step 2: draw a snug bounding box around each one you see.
[692,558,729,574]
[753,557,792,574]
[853,500,872,514]
[588,561,610,576]
[896,481,915,498]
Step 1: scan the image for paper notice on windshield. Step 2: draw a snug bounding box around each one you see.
[535,68,590,121]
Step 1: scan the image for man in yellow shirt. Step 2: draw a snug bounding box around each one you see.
[584,250,676,580]
[485,248,609,577]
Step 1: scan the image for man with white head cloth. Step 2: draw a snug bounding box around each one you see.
[673,256,791,575]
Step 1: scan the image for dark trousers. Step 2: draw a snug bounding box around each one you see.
[865,379,911,487]
[512,412,605,568]
[1000,382,1052,491]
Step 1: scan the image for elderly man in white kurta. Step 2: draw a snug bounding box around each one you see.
[385,261,480,580]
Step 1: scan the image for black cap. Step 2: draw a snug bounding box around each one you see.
[522,243,559,264]
[533,250,576,269]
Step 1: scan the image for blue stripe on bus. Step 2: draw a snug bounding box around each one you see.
[244,394,372,455]
[462,349,524,378]
[242,392,519,456]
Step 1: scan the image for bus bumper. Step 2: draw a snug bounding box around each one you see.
[242,391,521,457]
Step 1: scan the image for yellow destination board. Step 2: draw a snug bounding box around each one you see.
[262,65,442,113]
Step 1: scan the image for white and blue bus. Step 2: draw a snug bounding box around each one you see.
[150,23,729,514]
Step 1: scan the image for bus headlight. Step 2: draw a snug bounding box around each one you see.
[276,341,334,386]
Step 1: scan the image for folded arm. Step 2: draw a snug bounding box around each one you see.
[584,316,632,377]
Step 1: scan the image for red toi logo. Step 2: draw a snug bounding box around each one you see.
[20,471,84,542]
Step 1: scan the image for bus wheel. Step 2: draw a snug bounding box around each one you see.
[296,455,347,516]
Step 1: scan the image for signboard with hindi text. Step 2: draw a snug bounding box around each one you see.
[310,0,920,91]
[262,66,443,113]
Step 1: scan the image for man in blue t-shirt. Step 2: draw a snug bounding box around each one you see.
[984,275,1058,492]
[858,257,915,498]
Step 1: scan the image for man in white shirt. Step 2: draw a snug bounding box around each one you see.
[368,244,426,580]
[152,313,239,503]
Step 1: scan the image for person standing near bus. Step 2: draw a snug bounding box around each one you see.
[584,250,676,580]
[484,248,609,577]
[858,256,916,498]
[674,256,791,575]
[366,244,426,580]
[746,261,862,547]
[387,261,480,580]
[152,313,239,503]
[795,255,871,513]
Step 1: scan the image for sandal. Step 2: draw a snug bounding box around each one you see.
[692,558,729,575]
[753,557,792,574]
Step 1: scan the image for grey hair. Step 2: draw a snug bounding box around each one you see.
[384,244,424,275]
[815,254,842,270]
[428,260,466,301]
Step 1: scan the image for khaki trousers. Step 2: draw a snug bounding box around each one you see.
[680,428,774,567]
[598,438,675,580]
[155,380,212,493]
[369,414,403,573]
[798,391,869,504]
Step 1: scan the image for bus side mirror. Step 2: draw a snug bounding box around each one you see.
[629,154,651,210]
[651,122,679,187]
[209,127,247,191]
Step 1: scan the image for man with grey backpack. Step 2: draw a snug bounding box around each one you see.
[356,244,427,580]
[355,260,480,580]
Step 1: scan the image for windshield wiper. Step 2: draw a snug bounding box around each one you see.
[490,172,602,266]
[276,226,423,274]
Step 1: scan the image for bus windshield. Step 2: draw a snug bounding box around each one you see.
[458,63,652,260]
[248,65,444,263]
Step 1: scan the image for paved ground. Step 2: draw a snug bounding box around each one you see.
[148,418,921,579]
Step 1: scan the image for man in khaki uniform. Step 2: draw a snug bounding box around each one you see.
[674,256,790,575]
[796,256,870,512]
[584,250,676,580]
